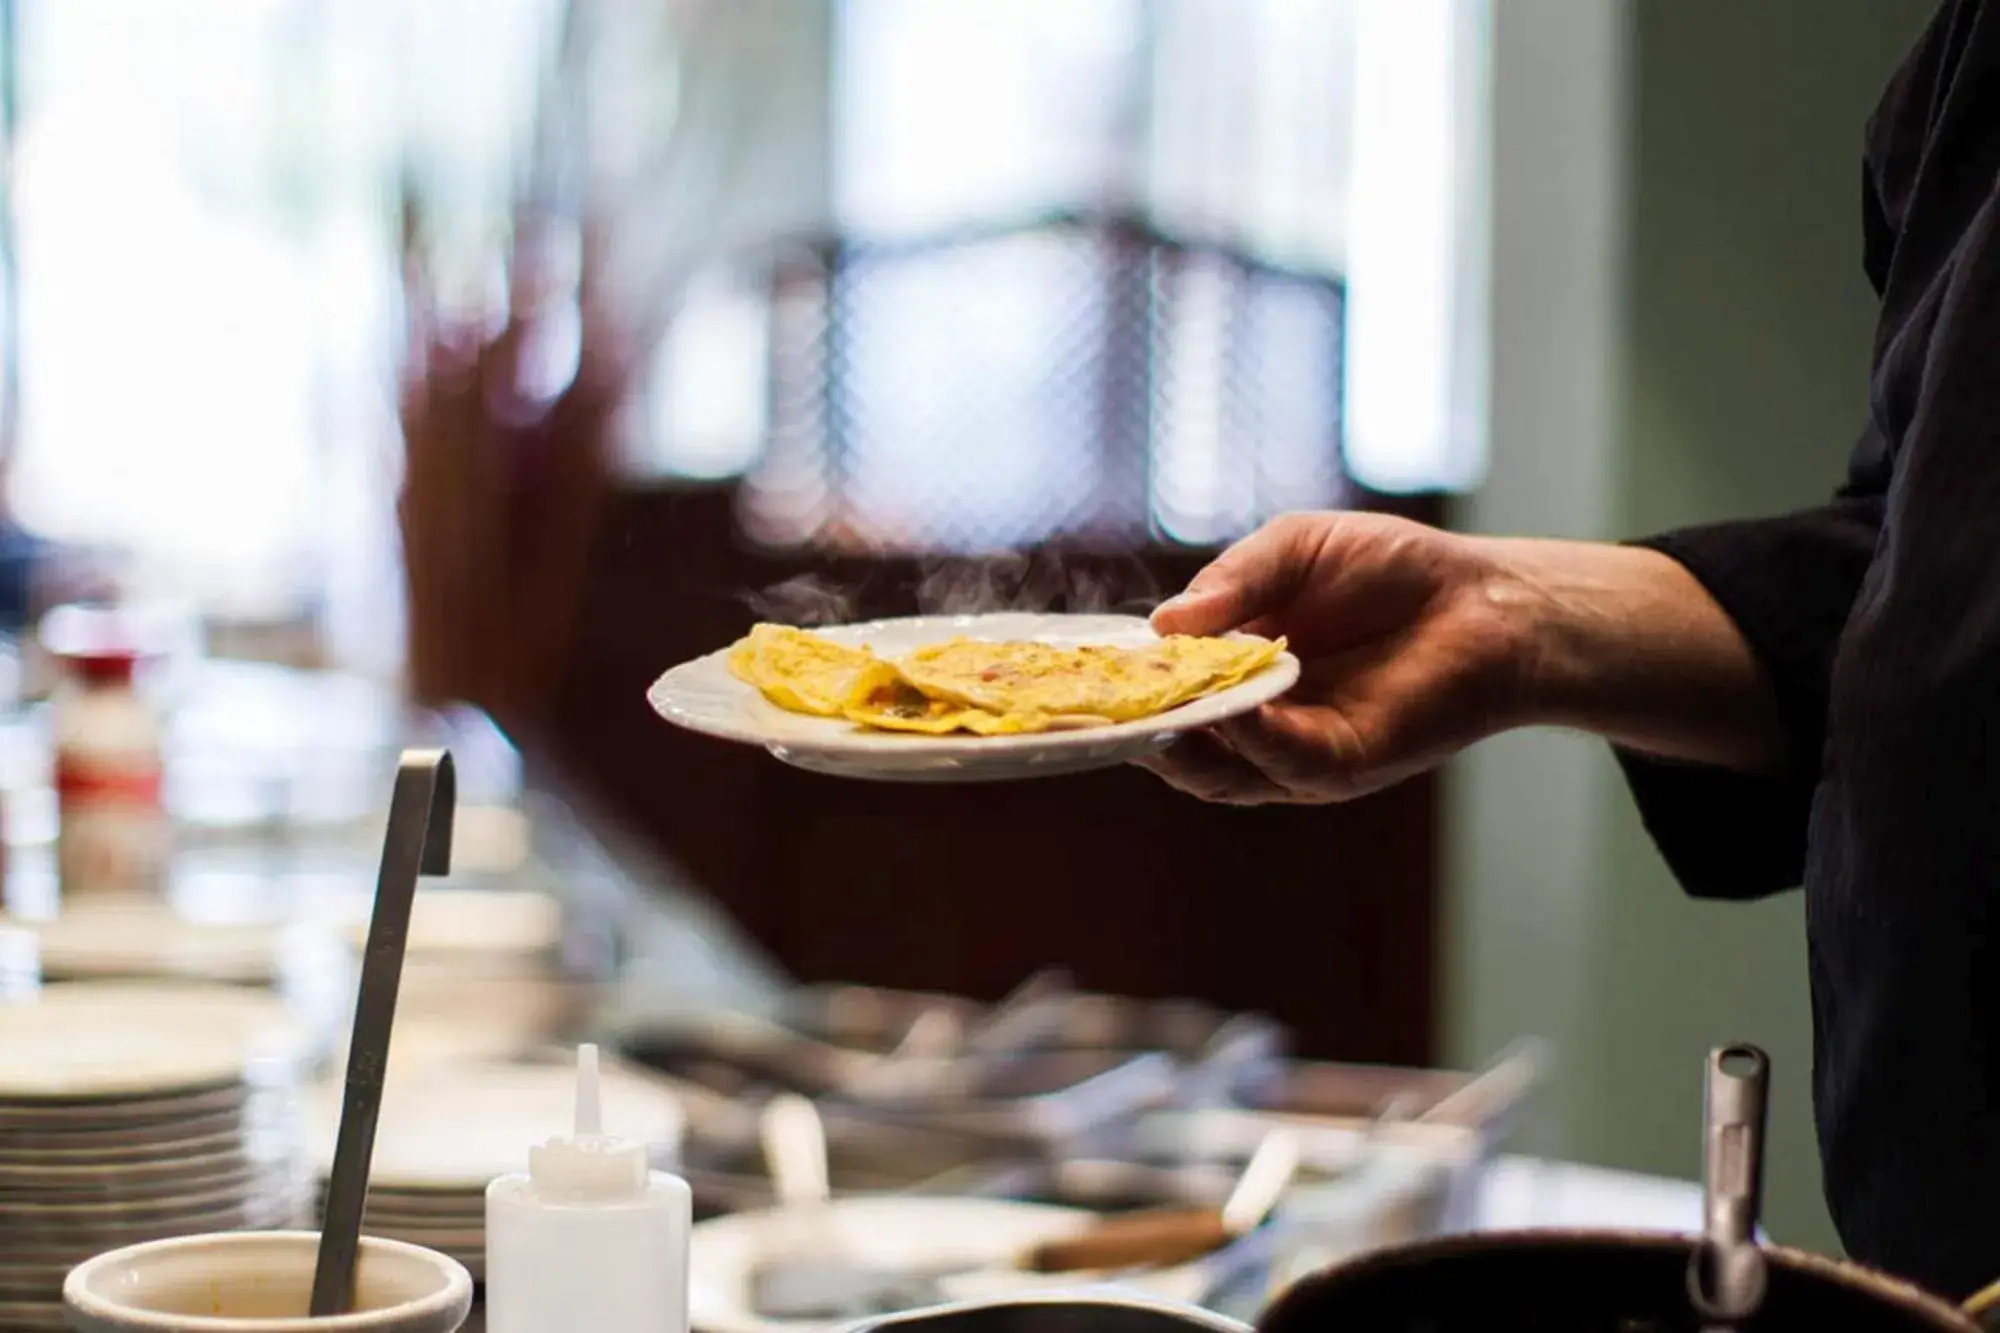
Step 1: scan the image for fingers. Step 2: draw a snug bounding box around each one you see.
[1131,731,1294,805]
[1151,514,1324,636]
[1137,699,1379,806]
[1216,703,1360,801]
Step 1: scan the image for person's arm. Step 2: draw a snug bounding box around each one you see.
[1143,493,1870,827]
[1498,496,1882,900]
[1476,536,1791,774]
[1146,491,1879,891]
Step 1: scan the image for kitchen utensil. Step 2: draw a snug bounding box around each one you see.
[680,1116,1003,1219]
[647,613,1299,783]
[1413,1037,1548,1132]
[1247,1046,1540,1133]
[850,971,1077,1102]
[1250,1044,2000,1332]
[795,983,1277,1074]
[824,1049,1181,1154]
[1026,1129,1300,1274]
[749,1094,957,1321]
[311,749,455,1317]
[1689,1044,1769,1329]
[630,982,1247,1110]
[962,971,1075,1056]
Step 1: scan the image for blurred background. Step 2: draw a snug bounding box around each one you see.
[0,0,1936,1266]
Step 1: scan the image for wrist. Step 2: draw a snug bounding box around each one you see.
[1437,534,1587,738]
[1466,536,1643,731]
[1464,536,1785,773]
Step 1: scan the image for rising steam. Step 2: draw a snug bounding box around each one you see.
[742,552,1162,627]
[742,574,861,626]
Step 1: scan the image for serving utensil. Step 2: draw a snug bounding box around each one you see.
[850,971,1075,1102]
[748,1095,953,1321]
[1687,1044,1769,1331]
[1026,1128,1300,1274]
[310,749,456,1317]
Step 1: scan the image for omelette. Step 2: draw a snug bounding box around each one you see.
[726,624,879,717]
[727,622,1285,736]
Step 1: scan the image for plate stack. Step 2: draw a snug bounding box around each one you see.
[1,902,287,986]
[309,1057,684,1286]
[0,984,310,1331]
[332,888,579,1072]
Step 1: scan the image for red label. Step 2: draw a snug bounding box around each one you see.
[55,757,163,807]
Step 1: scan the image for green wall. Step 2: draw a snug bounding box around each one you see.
[1450,0,1932,1257]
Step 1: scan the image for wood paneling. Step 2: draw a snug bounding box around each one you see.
[543,484,1441,1064]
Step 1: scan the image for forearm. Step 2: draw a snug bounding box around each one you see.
[1475,537,1789,775]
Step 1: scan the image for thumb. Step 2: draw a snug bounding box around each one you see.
[1151,516,1317,636]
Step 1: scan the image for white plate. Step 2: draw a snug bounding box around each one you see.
[326,887,563,959]
[0,1106,245,1153]
[649,614,1300,783]
[4,904,283,984]
[0,983,292,1101]
[308,1059,684,1190]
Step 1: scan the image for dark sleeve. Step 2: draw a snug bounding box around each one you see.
[1613,493,1881,900]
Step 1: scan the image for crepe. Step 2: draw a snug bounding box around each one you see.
[726,624,879,717]
[895,635,1285,723]
[726,622,1286,736]
[839,662,1046,736]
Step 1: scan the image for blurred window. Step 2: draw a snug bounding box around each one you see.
[719,0,1489,551]
[0,0,1487,637]
[1,0,559,672]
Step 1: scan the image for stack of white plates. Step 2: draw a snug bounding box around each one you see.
[0,984,310,1329]
[308,1057,684,1285]
[1,903,288,986]
[325,888,580,1073]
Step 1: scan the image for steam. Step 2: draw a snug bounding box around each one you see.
[914,552,1158,617]
[743,574,861,627]
[744,552,1163,628]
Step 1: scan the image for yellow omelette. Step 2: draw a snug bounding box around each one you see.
[726,622,1286,736]
[839,661,1048,736]
[894,634,1285,722]
[726,624,878,717]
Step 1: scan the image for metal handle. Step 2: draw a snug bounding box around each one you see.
[1687,1043,1770,1327]
[762,1093,832,1209]
[962,968,1073,1055]
[1420,1037,1550,1129]
[311,749,456,1317]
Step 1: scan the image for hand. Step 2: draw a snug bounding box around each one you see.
[1136,512,1535,804]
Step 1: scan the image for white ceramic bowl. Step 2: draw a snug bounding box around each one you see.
[64,1231,473,1333]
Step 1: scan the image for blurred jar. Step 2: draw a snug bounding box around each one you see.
[54,646,169,901]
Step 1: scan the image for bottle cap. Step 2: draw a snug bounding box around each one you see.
[527,1045,649,1201]
[67,650,138,686]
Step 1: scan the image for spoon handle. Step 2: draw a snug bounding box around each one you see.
[311,749,456,1317]
[1687,1044,1770,1329]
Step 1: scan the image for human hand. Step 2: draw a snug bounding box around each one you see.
[1135,512,1535,804]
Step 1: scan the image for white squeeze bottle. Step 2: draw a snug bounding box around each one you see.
[487,1045,692,1333]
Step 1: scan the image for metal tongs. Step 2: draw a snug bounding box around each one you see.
[849,969,1074,1102]
[1687,1043,1770,1331]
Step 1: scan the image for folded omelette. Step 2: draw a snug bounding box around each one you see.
[726,623,1284,736]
